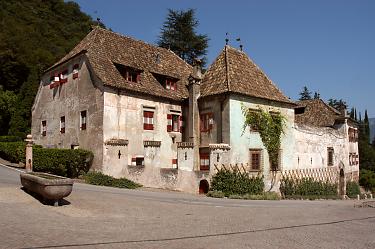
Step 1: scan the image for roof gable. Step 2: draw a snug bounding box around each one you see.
[201,46,293,104]
[48,27,193,101]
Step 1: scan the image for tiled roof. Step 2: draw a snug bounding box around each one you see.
[49,27,193,101]
[295,99,342,127]
[200,46,293,104]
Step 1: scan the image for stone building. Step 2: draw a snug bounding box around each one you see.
[32,27,359,194]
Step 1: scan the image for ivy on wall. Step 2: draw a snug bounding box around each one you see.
[241,105,285,170]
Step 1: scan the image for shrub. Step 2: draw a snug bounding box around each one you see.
[0,141,26,163]
[210,168,264,196]
[280,177,338,198]
[33,148,93,178]
[346,181,360,198]
[243,192,281,200]
[0,136,23,142]
[84,171,142,189]
[359,169,375,193]
[206,190,225,198]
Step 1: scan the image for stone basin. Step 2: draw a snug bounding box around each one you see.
[20,172,74,206]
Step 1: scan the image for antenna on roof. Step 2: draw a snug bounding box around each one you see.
[236,37,243,51]
[225,32,229,45]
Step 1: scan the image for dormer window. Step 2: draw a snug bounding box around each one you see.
[153,73,178,91]
[115,63,141,83]
[60,69,68,84]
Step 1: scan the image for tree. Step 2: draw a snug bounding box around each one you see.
[328,98,347,111]
[298,86,312,100]
[313,91,320,99]
[158,9,209,66]
[364,110,370,142]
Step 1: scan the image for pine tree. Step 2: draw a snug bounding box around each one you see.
[299,86,312,100]
[364,109,370,142]
[313,91,320,99]
[355,108,357,121]
[158,9,209,66]
[350,107,355,119]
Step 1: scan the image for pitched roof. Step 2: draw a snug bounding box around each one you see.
[200,46,293,104]
[295,99,342,127]
[49,27,193,101]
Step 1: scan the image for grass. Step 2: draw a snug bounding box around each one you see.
[207,190,281,200]
[84,171,142,189]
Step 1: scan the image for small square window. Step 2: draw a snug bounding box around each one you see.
[60,116,65,134]
[80,111,87,130]
[327,147,334,166]
[249,149,262,171]
[41,120,47,136]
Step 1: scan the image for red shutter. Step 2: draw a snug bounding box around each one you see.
[167,114,172,132]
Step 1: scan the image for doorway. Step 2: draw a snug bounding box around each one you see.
[199,179,209,194]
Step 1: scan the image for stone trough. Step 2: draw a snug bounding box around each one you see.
[20,172,74,206]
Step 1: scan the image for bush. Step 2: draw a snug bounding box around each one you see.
[0,136,23,142]
[0,141,26,163]
[206,190,225,198]
[280,177,337,198]
[84,171,142,189]
[346,181,360,198]
[359,169,375,193]
[33,148,93,178]
[210,169,264,196]
[0,142,93,178]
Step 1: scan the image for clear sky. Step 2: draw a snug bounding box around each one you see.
[73,0,374,117]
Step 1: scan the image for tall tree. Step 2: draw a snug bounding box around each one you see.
[0,0,104,137]
[328,98,347,111]
[158,9,209,66]
[364,109,370,142]
[313,91,320,99]
[298,86,312,100]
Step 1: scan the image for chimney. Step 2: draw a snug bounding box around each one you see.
[188,59,202,171]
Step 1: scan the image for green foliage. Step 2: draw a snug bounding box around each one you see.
[206,190,225,198]
[0,0,104,137]
[210,168,264,196]
[0,142,26,163]
[243,192,281,200]
[346,181,360,198]
[33,148,94,178]
[242,107,285,169]
[299,86,312,100]
[0,136,22,142]
[84,171,142,189]
[280,177,338,198]
[0,142,93,177]
[158,9,209,66]
[359,169,375,193]
[327,98,347,111]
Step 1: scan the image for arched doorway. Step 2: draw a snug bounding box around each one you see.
[199,179,209,194]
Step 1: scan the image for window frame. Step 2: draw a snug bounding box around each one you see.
[60,116,65,134]
[200,113,213,132]
[143,111,154,130]
[80,110,87,130]
[327,147,334,166]
[41,120,47,136]
[199,153,210,171]
[249,149,262,171]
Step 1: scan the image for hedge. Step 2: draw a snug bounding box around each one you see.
[210,169,264,196]
[346,181,360,198]
[0,136,23,142]
[84,171,142,189]
[280,177,337,198]
[359,169,375,193]
[0,142,93,178]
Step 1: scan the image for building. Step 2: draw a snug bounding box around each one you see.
[32,27,359,194]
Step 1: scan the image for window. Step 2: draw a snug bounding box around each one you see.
[200,153,209,171]
[143,111,154,130]
[73,64,79,79]
[49,73,60,89]
[60,69,68,84]
[200,113,213,132]
[132,157,144,166]
[167,114,182,132]
[327,147,334,166]
[60,116,65,134]
[115,64,141,83]
[172,159,178,168]
[41,120,47,136]
[165,78,177,91]
[249,149,262,171]
[80,111,87,130]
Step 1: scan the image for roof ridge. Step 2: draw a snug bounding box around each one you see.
[224,45,230,92]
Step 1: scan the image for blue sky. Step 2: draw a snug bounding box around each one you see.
[73,0,374,117]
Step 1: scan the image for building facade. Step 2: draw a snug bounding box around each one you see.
[32,27,359,194]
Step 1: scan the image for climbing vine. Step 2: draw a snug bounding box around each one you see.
[242,105,285,170]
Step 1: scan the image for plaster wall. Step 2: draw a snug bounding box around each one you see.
[228,95,295,174]
[102,91,183,177]
[31,56,104,169]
